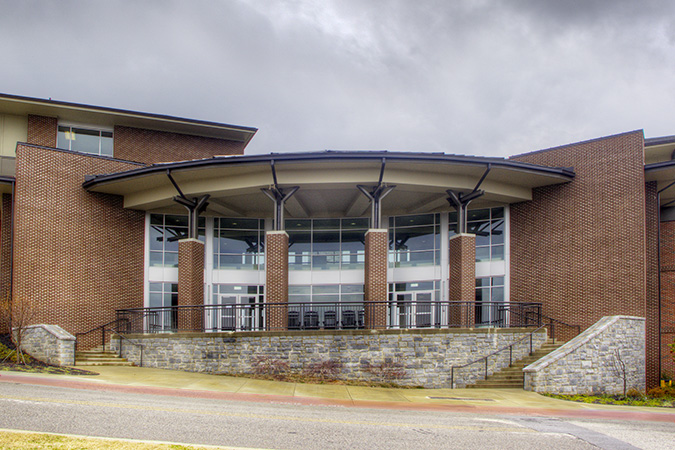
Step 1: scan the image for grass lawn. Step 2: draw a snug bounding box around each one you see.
[0,430,229,449]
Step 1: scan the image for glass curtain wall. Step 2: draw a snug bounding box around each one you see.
[286,218,369,271]
[449,207,505,262]
[213,218,265,270]
[288,284,365,329]
[149,214,205,267]
[388,214,441,267]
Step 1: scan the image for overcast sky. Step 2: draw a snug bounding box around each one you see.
[1,0,674,157]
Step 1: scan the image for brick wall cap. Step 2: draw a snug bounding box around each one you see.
[450,233,477,240]
[523,315,645,373]
[178,238,204,245]
[266,230,289,236]
[19,324,75,341]
[365,228,388,234]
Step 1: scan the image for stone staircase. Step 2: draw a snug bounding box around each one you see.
[467,339,562,389]
[75,346,133,367]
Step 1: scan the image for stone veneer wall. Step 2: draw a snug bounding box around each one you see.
[112,328,547,388]
[523,316,645,395]
[18,324,75,366]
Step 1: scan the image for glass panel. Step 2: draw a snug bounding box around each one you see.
[57,126,71,150]
[289,294,310,303]
[476,278,490,288]
[342,218,369,229]
[475,246,490,262]
[313,218,340,230]
[217,254,259,269]
[341,284,364,294]
[449,211,457,224]
[149,226,164,251]
[341,231,365,252]
[149,283,163,292]
[313,285,339,294]
[287,231,311,253]
[164,252,178,267]
[394,226,436,251]
[475,287,488,302]
[218,218,259,229]
[100,132,113,156]
[312,231,340,252]
[217,229,261,254]
[312,253,339,270]
[492,276,505,286]
[150,214,164,226]
[165,215,189,227]
[164,226,186,251]
[313,294,339,303]
[468,220,490,246]
[491,245,504,261]
[341,294,364,302]
[149,251,163,267]
[286,219,311,230]
[467,209,489,222]
[289,285,310,295]
[70,128,101,154]
[492,207,504,219]
[491,220,504,244]
[491,287,504,302]
[394,214,435,228]
[149,293,163,308]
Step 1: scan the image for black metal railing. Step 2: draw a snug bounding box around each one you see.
[449,323,548,388]
[115,301,543,334]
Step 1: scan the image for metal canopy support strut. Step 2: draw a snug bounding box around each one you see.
[167,169,210,239]
[447,164,491,233]
[357,158,395,229]
[261,160,299,231]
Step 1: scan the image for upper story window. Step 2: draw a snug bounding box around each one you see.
[57,125,113,156]
[389,213,441,268]
[450,207,505,262]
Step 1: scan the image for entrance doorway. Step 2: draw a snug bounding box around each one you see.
[389,291,436,328]
[210,294,264,331]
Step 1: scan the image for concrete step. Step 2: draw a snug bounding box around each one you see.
[76,349,132,367]
[75,361,134,367]
[466,340,563,389]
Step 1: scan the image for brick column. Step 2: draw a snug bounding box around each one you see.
[265,231,289,330]
[364,229,388,329]
[178,238,204,331]
[449,233,476,327]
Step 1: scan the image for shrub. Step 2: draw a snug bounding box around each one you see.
[302,360,342,381]
[250,356,289,380]
[625,388,642,398]
[647,387,666,398]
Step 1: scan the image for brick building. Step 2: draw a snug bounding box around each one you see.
[0,93,672,387]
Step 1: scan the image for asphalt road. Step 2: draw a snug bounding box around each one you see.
[0,382,673,450]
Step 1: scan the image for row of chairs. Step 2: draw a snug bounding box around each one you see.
[288,310,364,330]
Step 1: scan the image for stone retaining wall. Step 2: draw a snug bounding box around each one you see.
[17,324,76,366]
[524,316,645,394]
[112,328,547,388]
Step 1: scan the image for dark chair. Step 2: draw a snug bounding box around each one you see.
[324,311,337,329]
[304,311,319,329]
[222,315,236,331]
[342,310,356,329]
[357,310,365,328]
[288,311,301,329]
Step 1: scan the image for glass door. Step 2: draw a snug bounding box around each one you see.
[216,294,264,331]
[389,291,435,329]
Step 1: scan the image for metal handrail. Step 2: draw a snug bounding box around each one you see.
[449,323,548,388]
[109,329,145,367]
[75,317,127,352]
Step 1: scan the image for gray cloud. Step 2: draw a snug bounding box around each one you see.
[1,0,674,157]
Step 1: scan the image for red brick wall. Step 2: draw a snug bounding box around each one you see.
[449,234,476,327]
[0,194,12,303]
[12,144,145,345]
[178,239,205,331]
[27,115,57,147]
[645,181,660,387]
[265,231,289,330]
[510,131,649,374]
[660,220,675,379]
[364,229,387,329]
[114,126,246,164]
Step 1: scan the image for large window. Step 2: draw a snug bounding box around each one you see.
[57,125,113,156]
[389,214,441,267]
[148,282,177,331]
[213,218,264,270]
[450,207,504,262]
[149,214,205,267]
[475,276,505,326]
[286,218,369,271]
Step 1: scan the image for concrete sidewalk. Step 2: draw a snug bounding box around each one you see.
[2,366,674,420]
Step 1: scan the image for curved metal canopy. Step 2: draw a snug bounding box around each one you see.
[84,151,575,218]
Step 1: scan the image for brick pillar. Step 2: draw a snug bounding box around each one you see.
[0,194,11,333]
[449,233,476,327]
[27,115,57,147]
[364,229,388,329]
[265,231,289,330]
[178,238,204,331]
